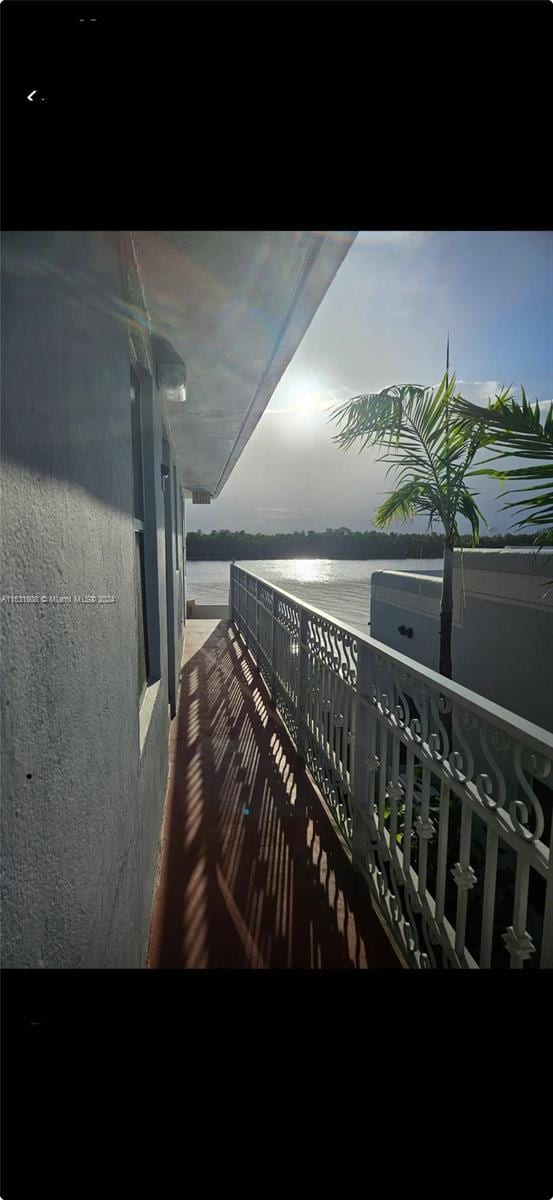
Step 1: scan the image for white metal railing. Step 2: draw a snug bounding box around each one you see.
[230,563,553,969]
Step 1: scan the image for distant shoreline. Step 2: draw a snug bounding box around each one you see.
[186,551,535,563]
[186,529,538,562]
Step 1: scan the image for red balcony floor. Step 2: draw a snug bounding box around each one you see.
[148,620,401,969]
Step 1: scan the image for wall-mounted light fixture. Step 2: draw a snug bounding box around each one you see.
[156,362,187,397]
[152,336,187,402]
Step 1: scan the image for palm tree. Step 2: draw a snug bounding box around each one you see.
[330,370,487,679]
[453,388,553,546]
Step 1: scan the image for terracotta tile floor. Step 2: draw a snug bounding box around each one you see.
[148,620,401,970]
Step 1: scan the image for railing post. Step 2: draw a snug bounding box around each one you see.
[235,566,241,634]
[351,641,372,873]
[240,569,246,643]
[239,568,244,638]
[229,564,235,627]
[254,577,260,666]
[297,608,309,759]
[270,589,278,703]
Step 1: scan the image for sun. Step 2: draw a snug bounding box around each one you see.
[293,390,319,419]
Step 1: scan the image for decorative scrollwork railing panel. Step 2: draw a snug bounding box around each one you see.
[230,564,553,969]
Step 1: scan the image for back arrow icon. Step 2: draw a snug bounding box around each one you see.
[27,90,37,101]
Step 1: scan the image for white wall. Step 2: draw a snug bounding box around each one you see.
[370,551,553,731]
[1,232,185,967]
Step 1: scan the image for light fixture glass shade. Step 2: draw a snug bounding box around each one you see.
[157,362,187,392]
[164,385,187,403]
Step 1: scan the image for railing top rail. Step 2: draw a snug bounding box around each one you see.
[370,569,442,582]
[231,561,553,755]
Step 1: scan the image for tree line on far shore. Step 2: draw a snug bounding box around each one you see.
[186,527,537,561]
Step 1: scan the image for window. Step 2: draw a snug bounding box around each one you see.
[181,489,186,627]
[130,363,162,747]
[130,368,145,524]
[130,366,149,700]
[173,464,179,571]
[135,530,149,696]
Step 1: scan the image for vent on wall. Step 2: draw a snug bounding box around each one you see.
[192,491,211,504]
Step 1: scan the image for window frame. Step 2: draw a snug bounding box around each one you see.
[173,464,179,572]
[130,360,162,743]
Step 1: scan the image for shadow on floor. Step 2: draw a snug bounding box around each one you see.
[148,621,401,969]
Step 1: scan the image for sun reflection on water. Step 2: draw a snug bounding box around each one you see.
[267,558,334,585]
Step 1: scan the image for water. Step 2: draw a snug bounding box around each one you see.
[186,558,443,632]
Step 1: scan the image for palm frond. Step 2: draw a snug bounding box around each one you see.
[470,463,553,481]
[373,480,441,528]
[454,389,553,458]
[329,370,494,544]
[453,388,553,542]
[455,489,486,544]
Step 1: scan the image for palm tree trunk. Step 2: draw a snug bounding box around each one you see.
[439,542,454,679]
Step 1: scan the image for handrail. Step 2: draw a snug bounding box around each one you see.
[232,562,553,753]
[230,562,553,970]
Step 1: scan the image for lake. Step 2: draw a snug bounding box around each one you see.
[186,558,443,631]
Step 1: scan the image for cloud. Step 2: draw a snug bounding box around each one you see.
[456,380,502,405]
[267,384,355,415]
[356,231,429,249]
[253,507,291,516]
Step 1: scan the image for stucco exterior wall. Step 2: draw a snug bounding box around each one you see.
[370,571,441,672]
[370,552,553,731]
[1,232,184,967]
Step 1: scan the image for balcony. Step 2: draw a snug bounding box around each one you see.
[150,565,553,970]
[148,616,400,969]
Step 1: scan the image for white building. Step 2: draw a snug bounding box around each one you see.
[370,550,553,731]
[1,230,356,968]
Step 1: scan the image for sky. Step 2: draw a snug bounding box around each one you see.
[189,230,553,536]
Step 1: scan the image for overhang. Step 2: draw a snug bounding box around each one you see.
[133,231,357,497]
